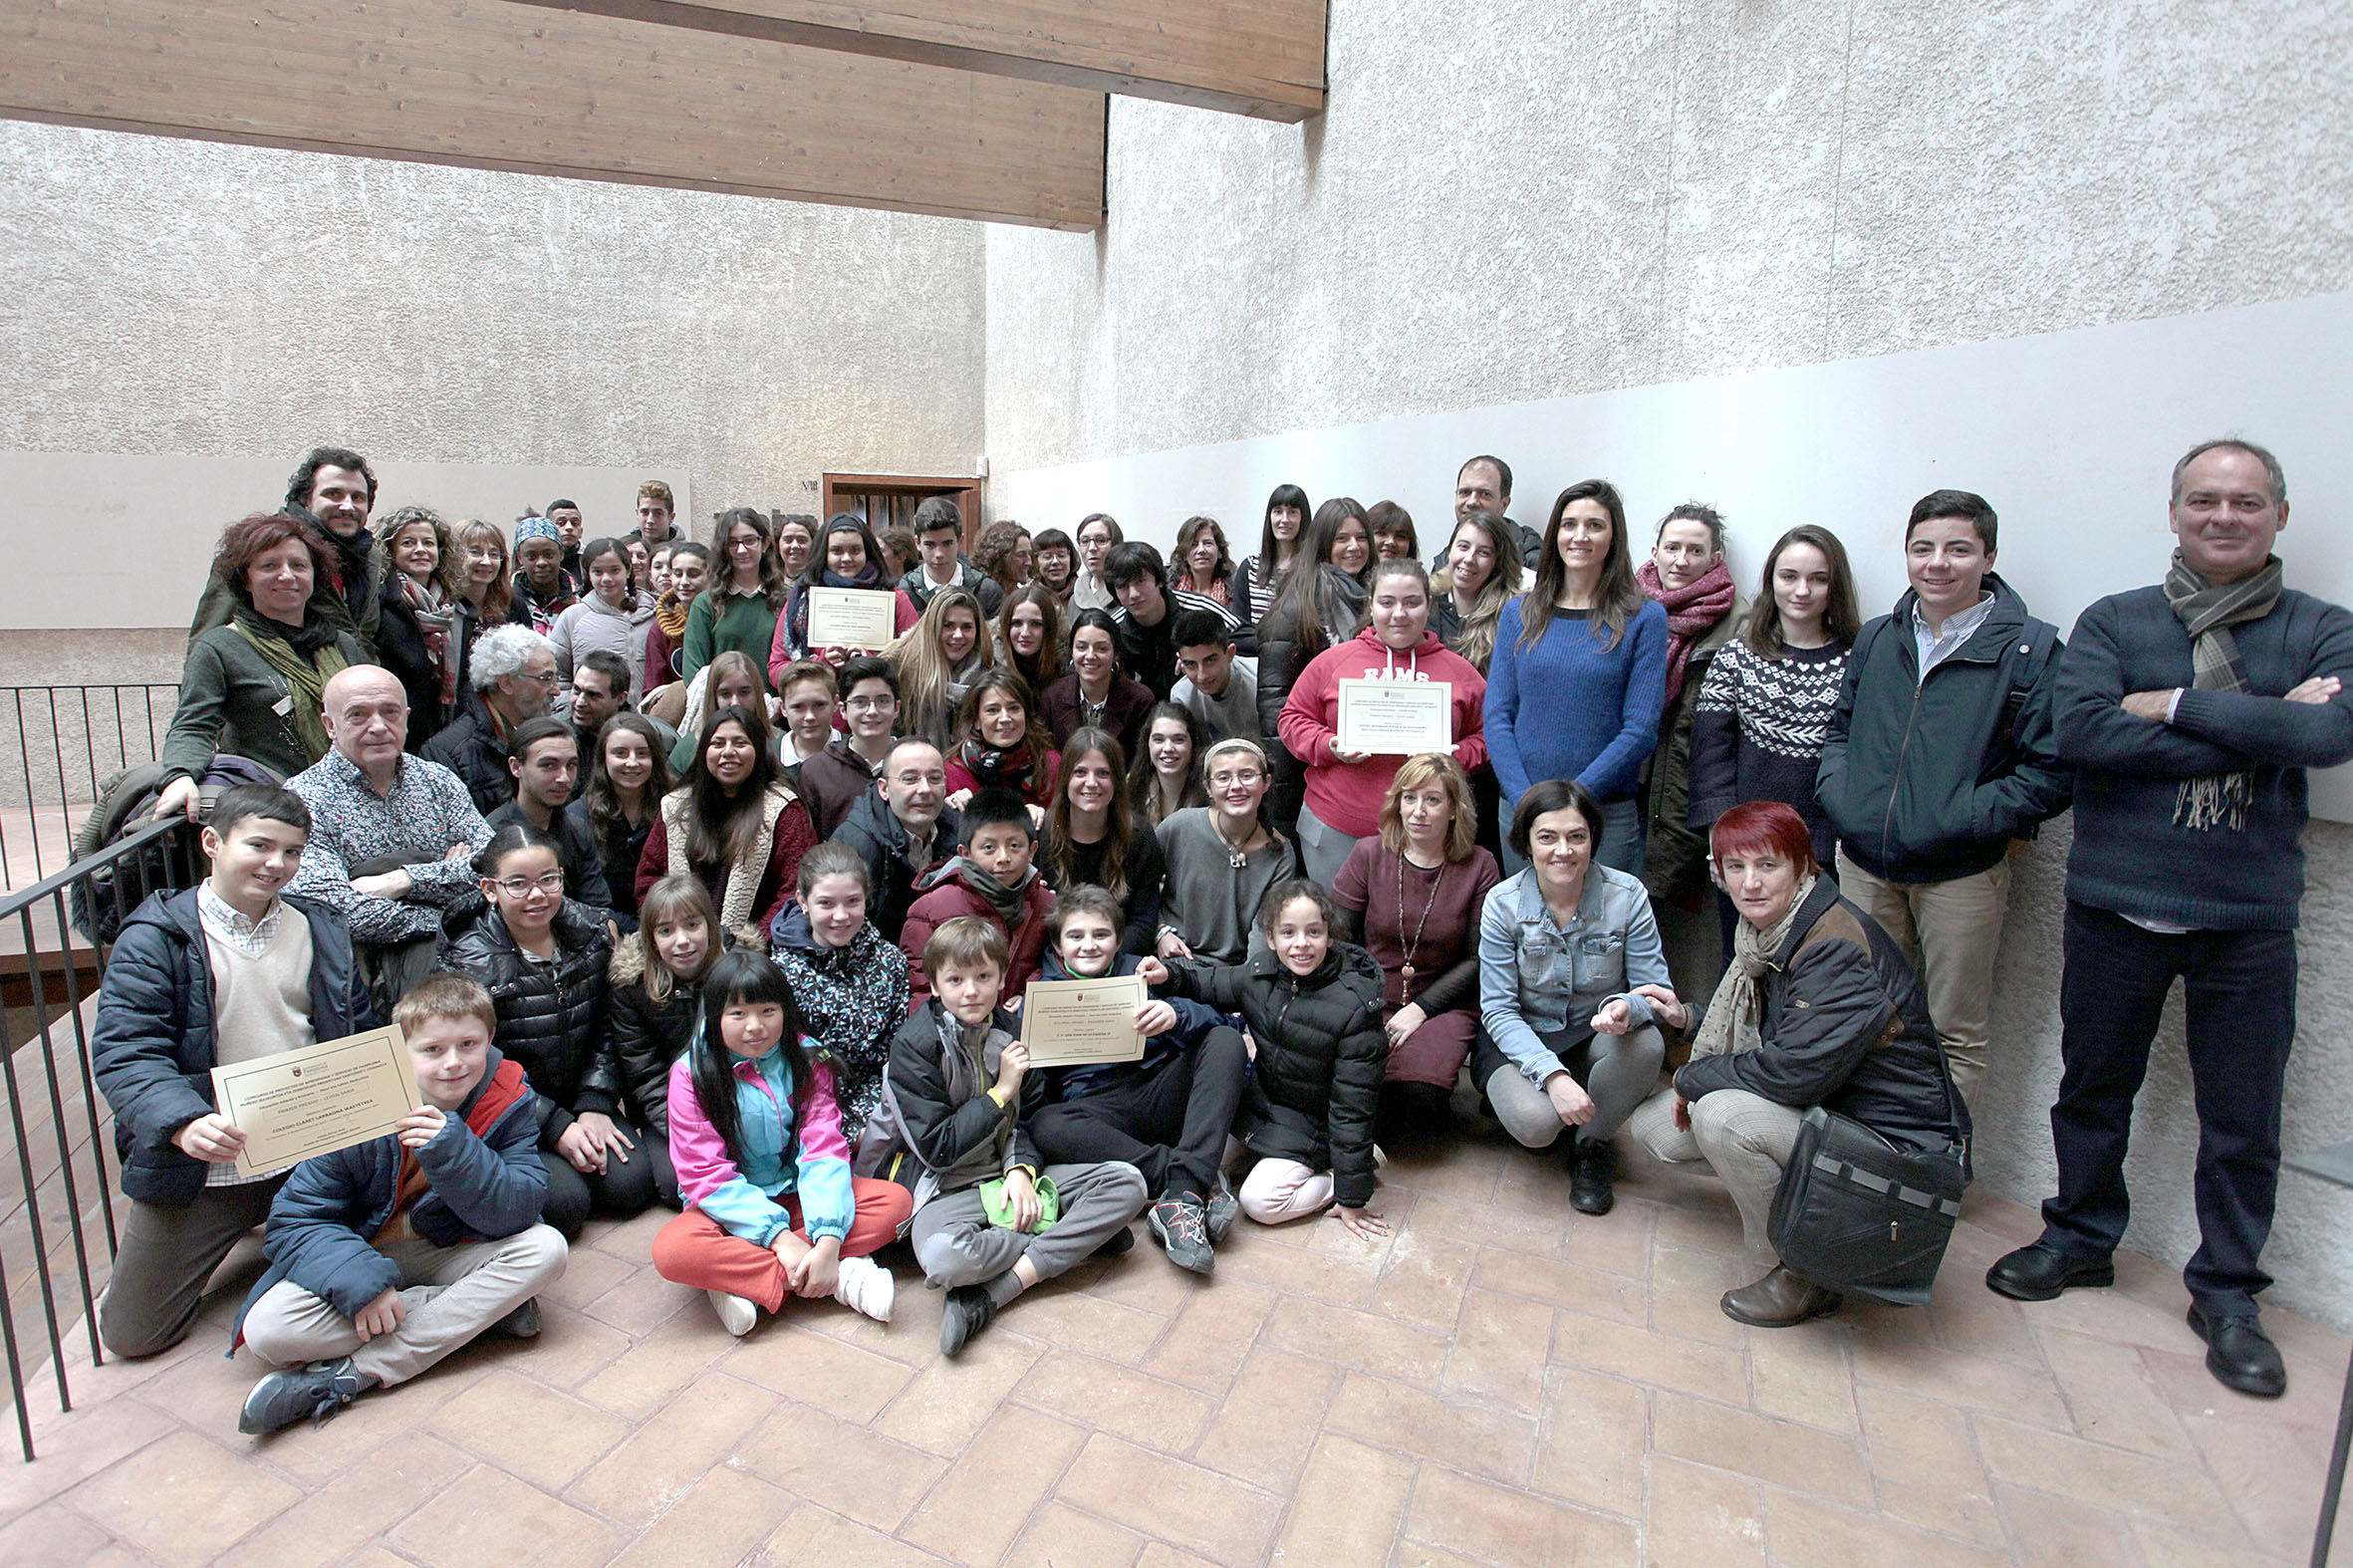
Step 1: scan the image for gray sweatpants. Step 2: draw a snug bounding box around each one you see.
[911,1162,1149,1289]
[1485,1024,1667,1150]
[241,1224,568,1387]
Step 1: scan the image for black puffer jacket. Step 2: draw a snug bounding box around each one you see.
[606,923,758,1136]
[1676,877,1969,1161]
[1167,941,1387,1208]
[436,895,617,1146]
[1255,567,1367,832]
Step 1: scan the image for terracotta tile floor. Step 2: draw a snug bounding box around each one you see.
[4,1128,2347,1566]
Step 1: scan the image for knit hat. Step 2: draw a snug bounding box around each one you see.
[514,516,562,547]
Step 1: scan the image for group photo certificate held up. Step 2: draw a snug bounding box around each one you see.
[1019,974,1149,1068]
[806,587,901,652]
[210,1025,420,1178]
[1335,677,1454,756]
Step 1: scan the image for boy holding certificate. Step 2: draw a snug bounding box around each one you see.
[93,783,374,1360]
[881,916,1149,1357]
[233,973,567,1435]
[1026,889,1249,1274]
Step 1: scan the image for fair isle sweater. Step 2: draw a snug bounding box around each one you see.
[1687,639,1851,864]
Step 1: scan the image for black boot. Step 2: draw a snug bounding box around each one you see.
[1569,1136,1616,1215]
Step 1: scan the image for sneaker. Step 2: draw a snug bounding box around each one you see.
[238,1356,371,1436]
[1204,1176,1239,1245]
[707,1289,759,1337]
[1569,1138,1616,1216]
[831,1255,896,1323]
[1092,1223,1137,1260]
[488,1298,542,1339]
[939,1283,998,1357]
[1149,1196,1215,1273]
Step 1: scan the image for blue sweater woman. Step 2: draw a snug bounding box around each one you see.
[1486,596,1670,814]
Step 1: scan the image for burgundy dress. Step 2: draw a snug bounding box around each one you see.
[1333,839,1501,1088]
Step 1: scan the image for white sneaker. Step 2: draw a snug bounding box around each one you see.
[707,1289,758,1337]
[832,1255,896,1323]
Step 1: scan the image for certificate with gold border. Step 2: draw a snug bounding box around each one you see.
[210,1025,420,1176]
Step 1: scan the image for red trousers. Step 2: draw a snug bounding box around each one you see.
[652,1179,912,1312]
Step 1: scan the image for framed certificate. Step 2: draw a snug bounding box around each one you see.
[1336,677,1453,756]
[211,1025,421,1177]
[1019,974,1148,1068]
[807,587,900,651]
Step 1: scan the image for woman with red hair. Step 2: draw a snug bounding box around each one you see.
[1629,801,1966,1328]
[153,512,366,820]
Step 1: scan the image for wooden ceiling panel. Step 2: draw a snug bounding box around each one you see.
[0,0,1109,228]
[498,0,1329,122]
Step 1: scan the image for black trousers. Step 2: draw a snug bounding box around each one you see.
[539,1125,663,1239]
[1027,1028,1249,1201]
[2040,901,2296,1316]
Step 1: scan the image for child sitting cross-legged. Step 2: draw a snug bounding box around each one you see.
[884,915,1150,1356]
[651,949,912,1336]
[1025,887,1249,1274]
[234,972,568,1435]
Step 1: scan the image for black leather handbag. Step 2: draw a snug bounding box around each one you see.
[1767,1099,1967,1308]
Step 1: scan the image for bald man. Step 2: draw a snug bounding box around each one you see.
[285,665,492,1002]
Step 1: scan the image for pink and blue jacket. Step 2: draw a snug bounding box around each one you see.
[666,1039,856,1244]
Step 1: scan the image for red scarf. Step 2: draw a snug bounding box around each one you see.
[1638,559,1737,705]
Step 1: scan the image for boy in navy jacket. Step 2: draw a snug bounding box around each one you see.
[1024,888,1248,1273]
[234,972,567,1434]
[91,782,373,1359]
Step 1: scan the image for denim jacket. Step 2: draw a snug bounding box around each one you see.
[1478,865,1671,1083]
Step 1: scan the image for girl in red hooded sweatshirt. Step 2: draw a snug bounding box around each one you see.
[1278,558,1487,888]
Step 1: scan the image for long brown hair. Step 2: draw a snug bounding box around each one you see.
[584,712,675,843]
[1044,728,1136,901]
[956,668,1057,802]
[637,874,720,1004]
[888,587,996,749]
[1743,524,1863,658]
[457,519,513,623]
[715,506,791,612]
[997,583,1067,691]
[374,505,467,600]
[681,704,783,868]
[1519,479,1643,653]
[1433,510,1524,672]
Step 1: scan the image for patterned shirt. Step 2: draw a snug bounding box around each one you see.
[196,882,283,958]
[285,747,492,943]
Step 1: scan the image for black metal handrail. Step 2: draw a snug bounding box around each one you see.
[0,683,182,887]
[0,814,202,1461]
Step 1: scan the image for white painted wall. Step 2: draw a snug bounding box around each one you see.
[985,0,2353,1327]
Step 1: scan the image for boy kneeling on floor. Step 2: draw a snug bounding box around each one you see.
[234,973,568,1435]
[885,915,1150,1356]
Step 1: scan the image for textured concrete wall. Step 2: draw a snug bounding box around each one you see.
[0,123,985,532]
[983,0,2353,1325]
[985,0,2353,473]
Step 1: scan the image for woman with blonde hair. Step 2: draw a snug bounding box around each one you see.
[1331,753,1500,1138]
[609,873,757,1206]
[670,649,780,774]
[455,518,514,645]
[886,585,996,752]
[1431,508,1526,673]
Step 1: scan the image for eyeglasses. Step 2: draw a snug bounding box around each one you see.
[523,668,561,685]
[494,872,566,896]
[845,695,896,711]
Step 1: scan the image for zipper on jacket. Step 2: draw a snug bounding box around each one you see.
[1878,681,1926,869]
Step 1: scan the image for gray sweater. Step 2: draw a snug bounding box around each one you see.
[1154,807,1301,964]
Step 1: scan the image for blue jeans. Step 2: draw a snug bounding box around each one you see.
[2038,901,2296,1316]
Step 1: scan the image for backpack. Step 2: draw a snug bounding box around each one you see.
[69,755,284,944]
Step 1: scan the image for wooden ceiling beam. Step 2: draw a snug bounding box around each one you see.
[0,0,1108,229]
[497,0,1328,122]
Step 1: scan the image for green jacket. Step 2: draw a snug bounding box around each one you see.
[188,529,385,661]
[681,587,781,684]
[159,620,366,783]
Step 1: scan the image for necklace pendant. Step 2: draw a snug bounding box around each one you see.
[1401,961,1416,982]
[1229,849,1247,871]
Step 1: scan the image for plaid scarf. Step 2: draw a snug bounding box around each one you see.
[2164,551,2282,831]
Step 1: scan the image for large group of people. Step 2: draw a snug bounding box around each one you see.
[95,435,2346,1439]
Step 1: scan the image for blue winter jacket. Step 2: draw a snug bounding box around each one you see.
[234,1046,547,1336]
[1034,950,1230,1103]
[92,888,373,1205]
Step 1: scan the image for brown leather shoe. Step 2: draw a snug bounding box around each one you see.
[1720,1264,1844,1327]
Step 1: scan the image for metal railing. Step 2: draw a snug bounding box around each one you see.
[1,816,203,1460]
[0,684,182,887]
